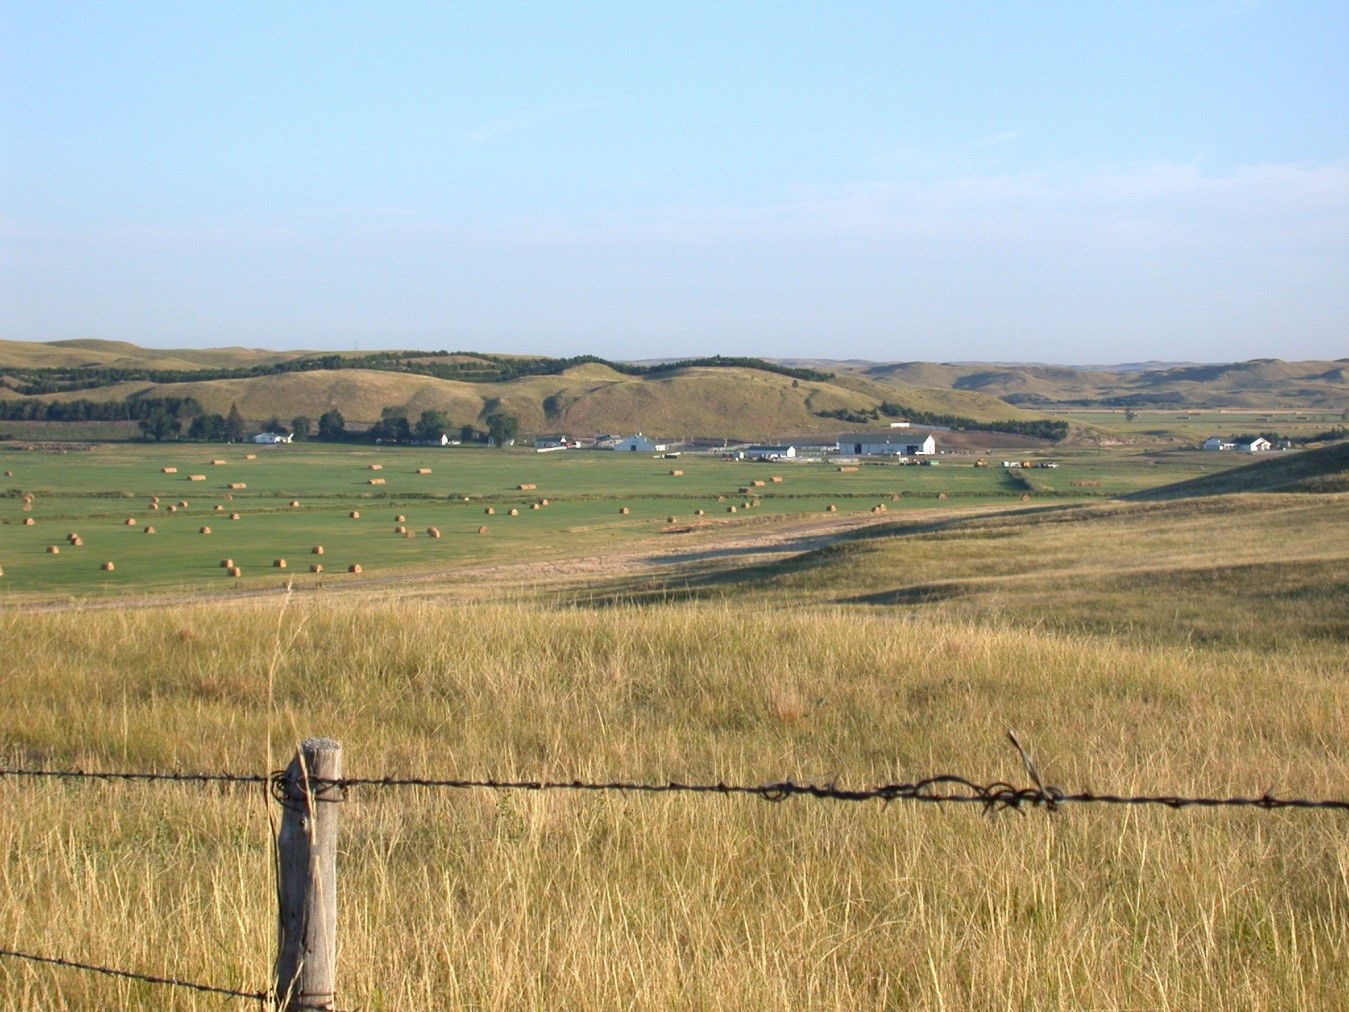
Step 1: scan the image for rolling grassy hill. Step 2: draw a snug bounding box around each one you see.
[1127,441,1349,498]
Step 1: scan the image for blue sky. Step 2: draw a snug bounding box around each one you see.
[2,2,1345,363]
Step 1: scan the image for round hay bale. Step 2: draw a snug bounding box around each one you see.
[161,466,178,474]
[394,525,406,534]
[727,506,737,513]
[215,504,225,511]
[751,499,760,507]
[739,487,751,494]
[508,508,519,516]
[311,545,324,555]
[227,482,246,490]
[669,469,683,476]
[143,526,155,534]
[539,498,549,506]
[101,561,114,571]
[416,468,432,474]
[938,492,948,500]
[395,514,406,522]
[716,495,726,503]
[1021,494,1031,501]
[229,512,240,521]
[404,530,415,539]
[619,507,630,514]
[310,563,323,574]
[695,509,705,516]
[220,558,233,568]
[227,566,241,577]
[667,515,677,523]
[46,545,59,554]
[223,493,233,501]
[166,505,177,513]
[273,559,287,569]
[349,510,360,519]
[211,459,226,465]
[177,500,189,508]
[517,483,536,491]
[367,478,385,485]
[22,517,34,526]
[21,494,33,503]
[188,474,206,481]
[771,476,783,483]
[837,465,858,473]
[348,563,362,574]
[0,565,4,576]
[827,504,837,512]
[125,517,136,525]
[426,527,441,538]
[484,507,495,515]
[477,525,488,534]
[69,536,82,547]
[289,500,300,508]
[368,464,382,470]
[751,480,766,487]
[2,470,10,476]
[530,502,540,510]
[199,526,211,535]
[244,453,256,460]
[149,503,159,510]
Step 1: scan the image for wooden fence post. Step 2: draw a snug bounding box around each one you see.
[274,738,343,1010]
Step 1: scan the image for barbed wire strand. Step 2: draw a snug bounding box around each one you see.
[4,765,1346,813]
[0,946,267,1005]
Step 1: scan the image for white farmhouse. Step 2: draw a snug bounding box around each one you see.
[745,445,796,460]
[252,431,292,444]
[836,432,936,456]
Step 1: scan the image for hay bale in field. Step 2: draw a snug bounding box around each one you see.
[125,517,136,525]
[404,530,415,539]
[2,470,10,476]
[517,483,536,490]
[347,563,362,574]
[477,525,488,534]
[101,561,114,571]
[826,504,837,512]
[426,527,440,538]
[395,514,406,522]
[166,505,177,513]
[289,500,300,507]
[220,558,233,568]
[143,526,155,534]
[368,464,382,470]
[227,566,241,577]
[211,459,226,466]
[312,546,324,555]
[738,487,751,494]
[619,507,630,514]
[484,507,495,515]
[771,476,783,483]
[349,510,360,519]
[530,502,540,509]
[273,559,287,569]
[751,479,766,487]
[161,466,178,474]
[416,468,432,474]
[837,465,858,473]
[727,506,737,513]
[229,512,240,521]
[22,517,34,526]
[46,545,59,554]
[394,525,406,534]
[1021,494,1031,501]
[244,453,256,460]
[215,504,225,511]
[539,498,549,506]
[227,482,246,490]
[669,469,683,476]
[199,526,211,534]
[367,478,386,485]
[21,494,33,503]
[177,500,188,508]
[695,509,705,516]
[0,565,4,576]
[69,536,82,547]
[937,492,948,500]
[667,515,677,523]
[508,508,519,516]
[716,495,726,502]
[188,474,206,481]
[750,499,760,507]
[310,563,323,574]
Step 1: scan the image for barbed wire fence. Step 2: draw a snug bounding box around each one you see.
[1,732,1346,1009]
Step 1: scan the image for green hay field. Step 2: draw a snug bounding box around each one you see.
[0,443,1248,598]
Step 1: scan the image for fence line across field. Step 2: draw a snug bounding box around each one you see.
[2,734,1346,1010]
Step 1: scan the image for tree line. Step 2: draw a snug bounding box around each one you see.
[813,401,1071,442]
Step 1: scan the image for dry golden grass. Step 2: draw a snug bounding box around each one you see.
[0,593,1346,1009]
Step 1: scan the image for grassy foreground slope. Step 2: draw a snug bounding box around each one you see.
[1,588,1346,1009]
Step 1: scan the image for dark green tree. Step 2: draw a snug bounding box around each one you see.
[188,413,226,441]
[317,409,346,441]
[223,403,247,442]
[414,409,450,441]
[486,412,519,446]
[290,415,311,440]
